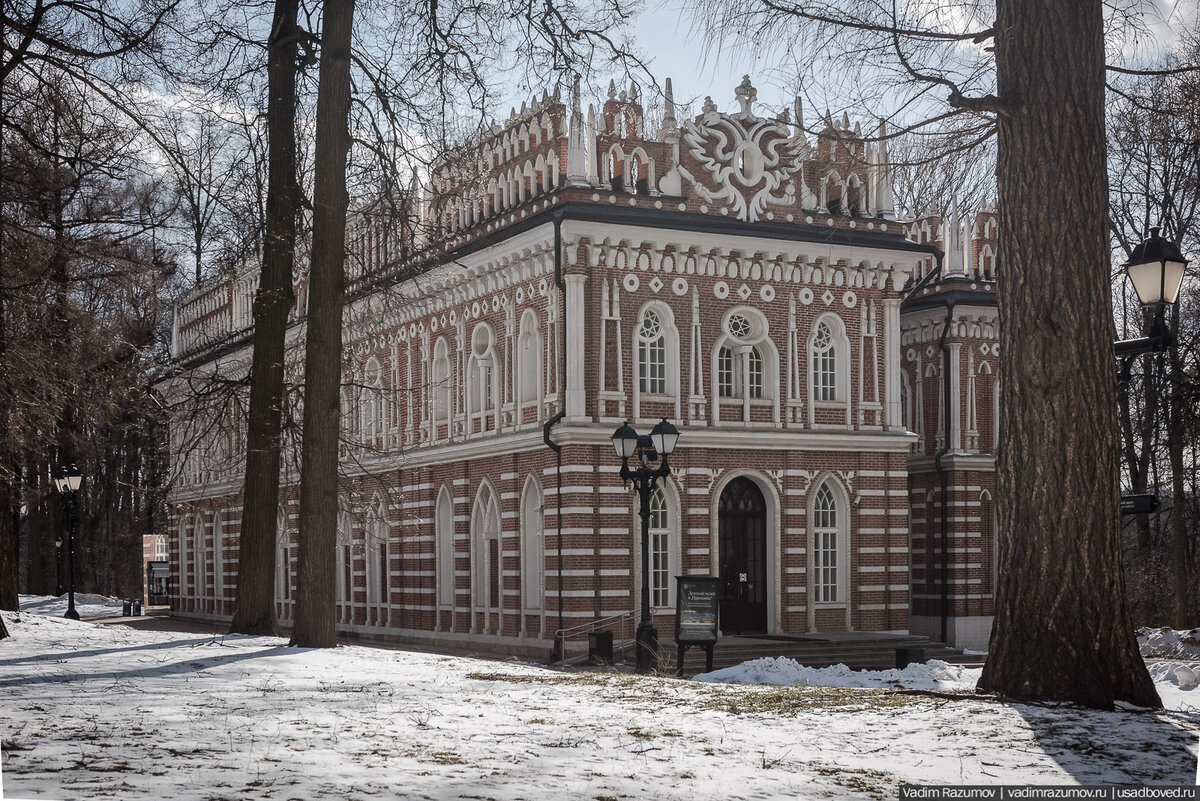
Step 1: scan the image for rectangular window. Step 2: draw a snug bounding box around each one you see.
[814,351,837,401]
[651,530,669,607]
[640,339,666,394]
[718,347,735,397]
[815,531,838,602]
[747,348,763,399]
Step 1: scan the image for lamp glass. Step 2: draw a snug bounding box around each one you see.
[611,422,639,459]
[65,466,83,492]
[650,418,680,456]
[54,474,68,494]
[1126,260,1170,306]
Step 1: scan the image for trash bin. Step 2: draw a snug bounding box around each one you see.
[896,647,926,669]
[588,630,614,665]
[132,601,143,616]
[122,600,132,616]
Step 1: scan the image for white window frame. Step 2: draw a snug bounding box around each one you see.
[810,479,849,607]
[436,486,456,608]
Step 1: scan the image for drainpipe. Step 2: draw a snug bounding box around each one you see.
[543,214,566,657]
[935,297,955,645]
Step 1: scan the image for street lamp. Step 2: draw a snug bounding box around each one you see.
[53,464,83,621]
[611,417,680,673]
[1114,227,1189,361]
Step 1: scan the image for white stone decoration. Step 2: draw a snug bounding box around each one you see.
[623,273,640,292]
[799,287,814,305]
[672,277,689,296]
[842,290,857,308]
[713,280,730,299]
[821,289,835,306]
[760,284,775,302]
[737,284,752,300]
[676,77,806,223]
[649,276,664,294]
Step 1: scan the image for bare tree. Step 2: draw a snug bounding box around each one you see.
[227,0,302,637]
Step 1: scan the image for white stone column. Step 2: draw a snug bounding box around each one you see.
[883,297,902,429]
[564,273,588,418]
[949,341,962,451]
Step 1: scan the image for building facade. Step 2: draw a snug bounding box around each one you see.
[160,76,999,653]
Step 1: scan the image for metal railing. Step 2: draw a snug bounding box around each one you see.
[551,609,636,664]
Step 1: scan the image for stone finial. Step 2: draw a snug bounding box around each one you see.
[735,75,757,115]
[702,95,717,114]
[794,95,805,132]
[853,120,861,136]
[566,75,587,186]
[586,104,599,184]
[824,109,834,129]
[608,79,618,99]
[842,111,850,129]
[629,81,640,101]
[662,77,678,133]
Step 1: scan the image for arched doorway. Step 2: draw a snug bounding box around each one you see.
[718,477,767,633]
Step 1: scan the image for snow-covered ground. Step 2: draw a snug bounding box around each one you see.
[14,593,126,619]
[2,604,1198,800]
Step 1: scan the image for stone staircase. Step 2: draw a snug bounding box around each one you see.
[654,632,980,677]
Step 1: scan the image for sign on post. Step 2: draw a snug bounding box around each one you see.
[675,576,720,674]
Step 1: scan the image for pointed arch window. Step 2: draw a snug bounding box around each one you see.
[518,310,542,413]
[648,485,670,608]
[212,512,225,603]
[521,477,544,611]
[432,338,451,430]
[812,321,838,401]
[638,309,666,394]
[472,483,502,613]
[194,513,206,603]
[436,486,456,608]
[362,357,386,446]
[275,510,293,617]
[366,498,389,623]
[812,482,846,604]
[337,506,353,623]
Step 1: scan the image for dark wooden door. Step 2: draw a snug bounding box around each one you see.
[718,477,767,633]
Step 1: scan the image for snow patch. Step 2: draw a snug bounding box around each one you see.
[694,657,980,691]
[1139,626,1200,660]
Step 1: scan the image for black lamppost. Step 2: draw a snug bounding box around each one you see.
[1114,226,1189,363]
[1114,227,1189,516]
[53,464,83,620]
[611,417,681,674]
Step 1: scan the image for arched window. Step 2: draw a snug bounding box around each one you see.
[362,357,385,446]
[432,337,451,431]
[811,321,837,401]
[194,513,206,604]
[337,506,353,623]
[517,310,541,413]
[712,309,777,422]
[468,324,498,431]
[521,476,544,611]
[638,309,666,394]
[900,371,912,432]
[811,480,848,604]
[212,512,224,604]
[472,483,502,614]
[649,485,670,608]
[275,510,292,617]
[366,497,389,624]
[435,486,455,609]
[154,534,169,561]
[178,517,189,599]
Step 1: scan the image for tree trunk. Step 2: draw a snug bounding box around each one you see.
[978,0,1160,708]
[228,0,300,637]
[290,0,355,649]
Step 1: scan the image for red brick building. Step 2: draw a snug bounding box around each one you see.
[160,76,998,654]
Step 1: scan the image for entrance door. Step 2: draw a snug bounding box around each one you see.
[718,477,767,634]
